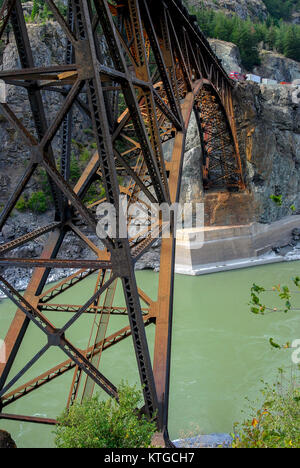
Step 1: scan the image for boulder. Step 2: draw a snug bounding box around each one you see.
[0,430,17,449]
[1,224,15,240]
[292,228,300,240]
[208,39,243,74]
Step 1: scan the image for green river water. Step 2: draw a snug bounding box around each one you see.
[0,261,300,448]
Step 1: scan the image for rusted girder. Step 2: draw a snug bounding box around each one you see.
[0,0,244,442]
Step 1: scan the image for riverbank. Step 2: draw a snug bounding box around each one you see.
[1,213,300,298]
[173,433,232,448]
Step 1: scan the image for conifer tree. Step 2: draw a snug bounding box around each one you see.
[283,26,300,61]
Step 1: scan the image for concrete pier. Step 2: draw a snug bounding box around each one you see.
[175,215,300,275]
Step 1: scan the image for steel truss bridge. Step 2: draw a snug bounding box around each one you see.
[0,0,244,445]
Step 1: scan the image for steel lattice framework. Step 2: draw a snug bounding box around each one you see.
[0,0,244,445]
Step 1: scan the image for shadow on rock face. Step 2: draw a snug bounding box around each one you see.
[0,430,17,448]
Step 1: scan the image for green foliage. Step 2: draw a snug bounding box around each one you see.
[31,0,40,20]
[37,168,52,198]
[69,152,81,184]
[283,25,300,61]
[71,140,106,203]
[249,281,294,316]
[54,383,157,449]
[249,284,266,315]
[190,6,300,69]
[15,191,49,214]
[233,378,300,448]
[249,276,300,354]
[29,0,55,22]
[15,196,28,212]
[192,9,261,69]
[83,181,106,205]
[262,0,300,22]
[5,0,67,23]
[269,337,282,349]
[27,191,48,213]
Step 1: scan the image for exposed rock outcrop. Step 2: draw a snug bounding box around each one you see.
[181,113,203,203]
[292,11,300,25]
[186,0,268,21]
[208,38,300,82]
[235,81,300,223]
[208,39,243,74]
[253,49,300,83]
[0,20,90,208]
[0,210,102,295]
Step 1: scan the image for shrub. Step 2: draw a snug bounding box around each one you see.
[15,196,28,212]
[233,378,300,448]
[27,191,48,213]
[54,383,157,449]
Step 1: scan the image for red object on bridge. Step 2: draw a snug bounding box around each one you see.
[229,71,247,81]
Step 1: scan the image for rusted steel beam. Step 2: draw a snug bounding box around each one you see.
[140,0,182,124]
[10,2,63,217]
[0,413,57,426]
[0,0,245,436]
[0,162,37,231]
[0,0,17,39]
[0,230,64,391]
[152,89,182,131]
[127,0,170,202]
[79,271,117,402]
[0,275,119,401]
[60,0,74,194]
[0,223,61,255]
[164,0,232,86]
[0,258,112,269]
[166,10,192,92]
[94,0,168,206]
[45,0,77,45]
[39,269,98,304]
[38,304,149,316]
[0,64,77,81]
[114,149,157,204]
[153,82,204,432]
[1,315,154,408]
[41,157,114,252]
[40,80,83,150]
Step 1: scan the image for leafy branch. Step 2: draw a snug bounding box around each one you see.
[250,278,300,350]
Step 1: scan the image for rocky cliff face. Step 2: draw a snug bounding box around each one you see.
[292,11,300,24]
[235,81,300,223]
[253,50,300,83]
[208,38,243,74]
[209,38,300,82]
[0,20,90,206]
[187,0,268,21]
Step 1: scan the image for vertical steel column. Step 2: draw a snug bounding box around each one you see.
[71,0,159,418]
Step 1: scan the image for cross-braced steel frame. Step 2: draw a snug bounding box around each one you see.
[0,0,244,445]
